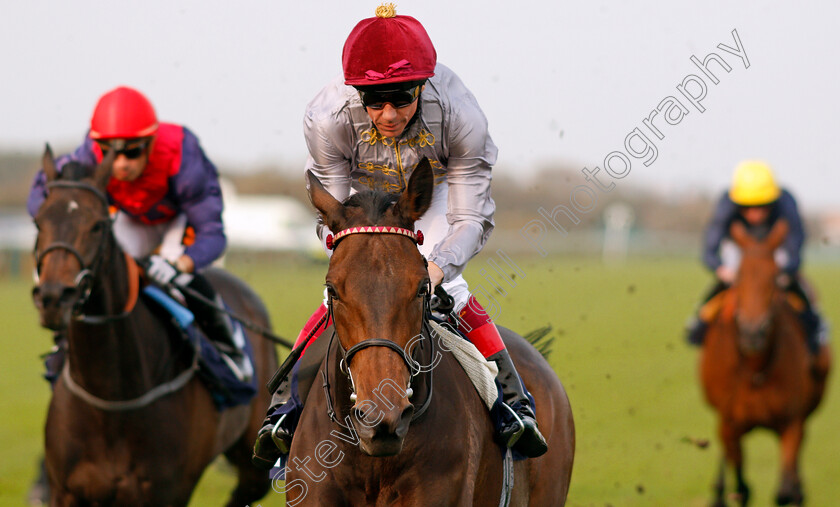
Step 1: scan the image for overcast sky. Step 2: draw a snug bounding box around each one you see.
[2,1,838,211]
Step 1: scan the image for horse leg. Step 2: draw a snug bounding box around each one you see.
[719,421,750,507]
[711,457,727,507]
[222,438,272,507]
[775,420,804,506]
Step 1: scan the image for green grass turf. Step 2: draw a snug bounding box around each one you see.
[1,254,838,506]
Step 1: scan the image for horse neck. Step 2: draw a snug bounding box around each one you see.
[65,235,174,398]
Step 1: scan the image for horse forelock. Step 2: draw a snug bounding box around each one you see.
[59,161,94,182]
[343,191,408,227]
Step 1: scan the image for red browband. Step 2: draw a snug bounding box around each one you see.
[326,226,424,250]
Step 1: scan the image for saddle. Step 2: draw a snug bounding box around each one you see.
[139,285,258,409]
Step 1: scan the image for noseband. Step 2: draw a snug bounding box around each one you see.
[35,180,112,313]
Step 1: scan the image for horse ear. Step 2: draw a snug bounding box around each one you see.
[396,157,434,224]
[729,221,752,248]
[306,170,347,232]
[92,149,116,189]
[42,144,58,182]
[766,219,789,251]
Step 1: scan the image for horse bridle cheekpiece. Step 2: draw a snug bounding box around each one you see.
[35,181,112,311]
[325,226,423,250]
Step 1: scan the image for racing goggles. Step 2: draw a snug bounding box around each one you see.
[357,82,424,110]
[96,138,150,160]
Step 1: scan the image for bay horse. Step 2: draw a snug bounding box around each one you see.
[280,159,574,505]
[31,147,277,506]
[700,220,831,506]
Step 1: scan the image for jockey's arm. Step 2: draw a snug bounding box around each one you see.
[303,108,353,244]
[428,94,497,284]
[171,131,226,271]
[777,190,805,274]
[702,192,737,273]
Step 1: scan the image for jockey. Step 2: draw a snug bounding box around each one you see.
[252,5,548,469]
[27,86,251,381]
[686,160,827,351]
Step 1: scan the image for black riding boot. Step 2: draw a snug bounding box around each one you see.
[488,349,549,458]
[182,274,252,381]
[252,378,294,470]
[787,279,827,355]
[685,318,709,347]
[685,280,729,347]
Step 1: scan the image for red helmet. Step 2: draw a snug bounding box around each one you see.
[342,5,436,86]
[89,86,158,139]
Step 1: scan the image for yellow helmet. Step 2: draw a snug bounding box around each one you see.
[729,160,781,206]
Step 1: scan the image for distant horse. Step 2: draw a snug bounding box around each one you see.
[700,220,831,506]
[31,147,277,506]
[280,159,575,505]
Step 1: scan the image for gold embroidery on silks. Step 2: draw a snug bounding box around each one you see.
[358,162,400,178]
[382,181,403,193]
[360,128,395,147]
[406,129,436,147]
[358,175,376,190]
[357,175,403,194]
[399,129,437,148]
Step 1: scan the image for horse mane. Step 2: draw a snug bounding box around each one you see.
[344,190,401,224]
[522,325,555,359]
[57,161,92,181]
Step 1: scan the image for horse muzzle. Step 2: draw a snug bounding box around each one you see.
[353,402,414,457]
[32,282,80,330]
[736,314,772,355]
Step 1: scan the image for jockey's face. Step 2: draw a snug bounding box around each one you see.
[99,138,151,182]
[740,205,771,226]
[364,88,422,138]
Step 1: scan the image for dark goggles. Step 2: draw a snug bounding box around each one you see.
[357,83,423,110]
[96,139,150,160]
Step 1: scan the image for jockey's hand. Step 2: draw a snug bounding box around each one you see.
[145,255,194,287]
[715,266,736,285]
[776,272,792,289]
[428,261,444,290]
[252,424,286,470]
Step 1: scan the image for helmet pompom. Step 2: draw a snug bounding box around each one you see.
[375,3,397,18]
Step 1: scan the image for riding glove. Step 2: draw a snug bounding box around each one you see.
[145,255,193,287]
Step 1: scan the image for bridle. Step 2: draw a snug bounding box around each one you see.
[321,225,434,426]
[34,180,129,322]
[37,179,197,410]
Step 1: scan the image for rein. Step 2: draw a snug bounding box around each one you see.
[61,339,201,412]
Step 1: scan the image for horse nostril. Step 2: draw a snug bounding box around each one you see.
[60,286,79,304]
[32,284,77,310]
[400,404,414,425]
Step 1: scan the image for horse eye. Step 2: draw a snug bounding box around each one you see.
[91,221,105,234]
[326,284,339,301]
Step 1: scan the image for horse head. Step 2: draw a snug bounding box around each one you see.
[307,158,434,457]
[729,219,789,355]
[32,145,116,330]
